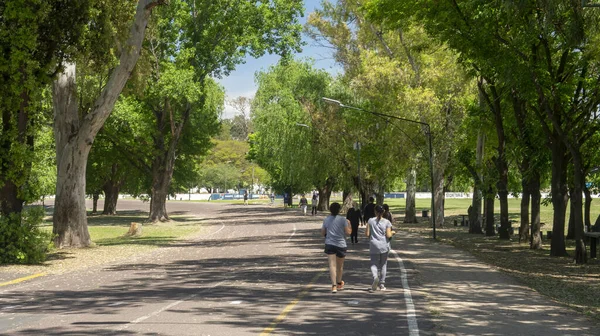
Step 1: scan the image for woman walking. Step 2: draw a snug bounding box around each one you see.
[366,205,395,291]
[346,202,362,244]
[321,202,352,293]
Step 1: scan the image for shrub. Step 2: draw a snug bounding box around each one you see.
[0,206,53,264]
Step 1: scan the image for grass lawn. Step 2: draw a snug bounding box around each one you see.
[13,209,211,275]
[381,197,600,321]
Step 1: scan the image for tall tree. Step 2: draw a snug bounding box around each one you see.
[52,0,164,247]
[369,0,600,262]
[252,59,332,200]
[0,1,87,233]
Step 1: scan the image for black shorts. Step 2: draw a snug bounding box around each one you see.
[324,244,347,258]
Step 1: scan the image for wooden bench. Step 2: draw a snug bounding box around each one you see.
[585,232,600,258]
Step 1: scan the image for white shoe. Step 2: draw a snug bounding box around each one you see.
[371,277,379,291]
[379,284,386,291]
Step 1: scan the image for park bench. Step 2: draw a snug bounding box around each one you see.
[585,232,600,258]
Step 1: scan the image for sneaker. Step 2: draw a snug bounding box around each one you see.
[337,281,345,291]
[332,285,337,293]
[371,277,379,291]
[379,284,386,291]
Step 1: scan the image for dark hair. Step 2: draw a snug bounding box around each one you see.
[375,205,384,214]
[369,197,375,203]
[330,202,341,216]
[383,204,390,212]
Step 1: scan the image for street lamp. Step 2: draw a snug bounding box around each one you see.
[322,97,437,239]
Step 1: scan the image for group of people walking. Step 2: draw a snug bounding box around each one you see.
[321,197,396,293]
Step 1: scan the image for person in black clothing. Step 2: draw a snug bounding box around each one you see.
[382,204,393,223]
[346,202,362,244]
[363,196,376,225]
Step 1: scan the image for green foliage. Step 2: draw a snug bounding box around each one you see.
[252,58,334,194]
[0,206,52,264]
[179,0,304,79]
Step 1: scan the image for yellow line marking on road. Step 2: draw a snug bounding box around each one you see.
[260,269,325,335]
[0,272,47,287]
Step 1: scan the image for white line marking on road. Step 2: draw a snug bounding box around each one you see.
[115,279,227,332]
[285,223,297,243]
[390,249,419,336]
[206,224,225,237]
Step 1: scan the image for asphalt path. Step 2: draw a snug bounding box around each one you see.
[0,201,424,335]
[1,200,598,335]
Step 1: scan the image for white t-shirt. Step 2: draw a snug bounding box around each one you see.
[368,217,392,254]
[322,215,348,248]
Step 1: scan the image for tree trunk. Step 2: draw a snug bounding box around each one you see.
[52,63,92,248]
[317,177,335,211]
[566,188,575,240]
[469,185,483,234]
[433,168,444,227]
[550,139,569,256]
[519,179,530,242]
[530,173,543,249]
[102,181,120,215]
[1,86,31,219]
[92,193,100,214]
[404,166,418,223]
[341,191,353,213]
[570,150,587,264]
[485,185,495,236]
[51,0,161,248]
[149,154,173,222]
[584,184,592,232]
[469,129,485,234]
[375,182,384,206]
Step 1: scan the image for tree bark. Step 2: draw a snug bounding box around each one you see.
[433,167,444,227]
[480,81,510,239]
[52,0,161,248]
[519,179,530,242]
[102,163,122,215]
[484,185,495,236]
[530,173,543,249]
[584,184,592,232]
[102,181,120,215]
[149,148,174,222]
[92,193,100,214]
[549,139,569,256]
[566,188,575,240]
[404,166,418,223]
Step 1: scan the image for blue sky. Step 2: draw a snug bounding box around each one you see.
[217,0,339,119]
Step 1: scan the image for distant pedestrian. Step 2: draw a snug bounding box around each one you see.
[270,192,275,205]
[346,201,362,244]
[311,193,319,215]
[382,204,394,224]
[283,193,288,209]
[243,190,248,205]
[363,196,376,224]
[300,195,308,215]
[366,205,395,291]
[321,202,351,293]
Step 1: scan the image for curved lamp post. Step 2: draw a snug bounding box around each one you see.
[322,97,437,239]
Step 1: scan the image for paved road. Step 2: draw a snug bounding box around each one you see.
[0,201,598,335]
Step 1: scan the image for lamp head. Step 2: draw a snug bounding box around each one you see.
[321,97,344,107]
